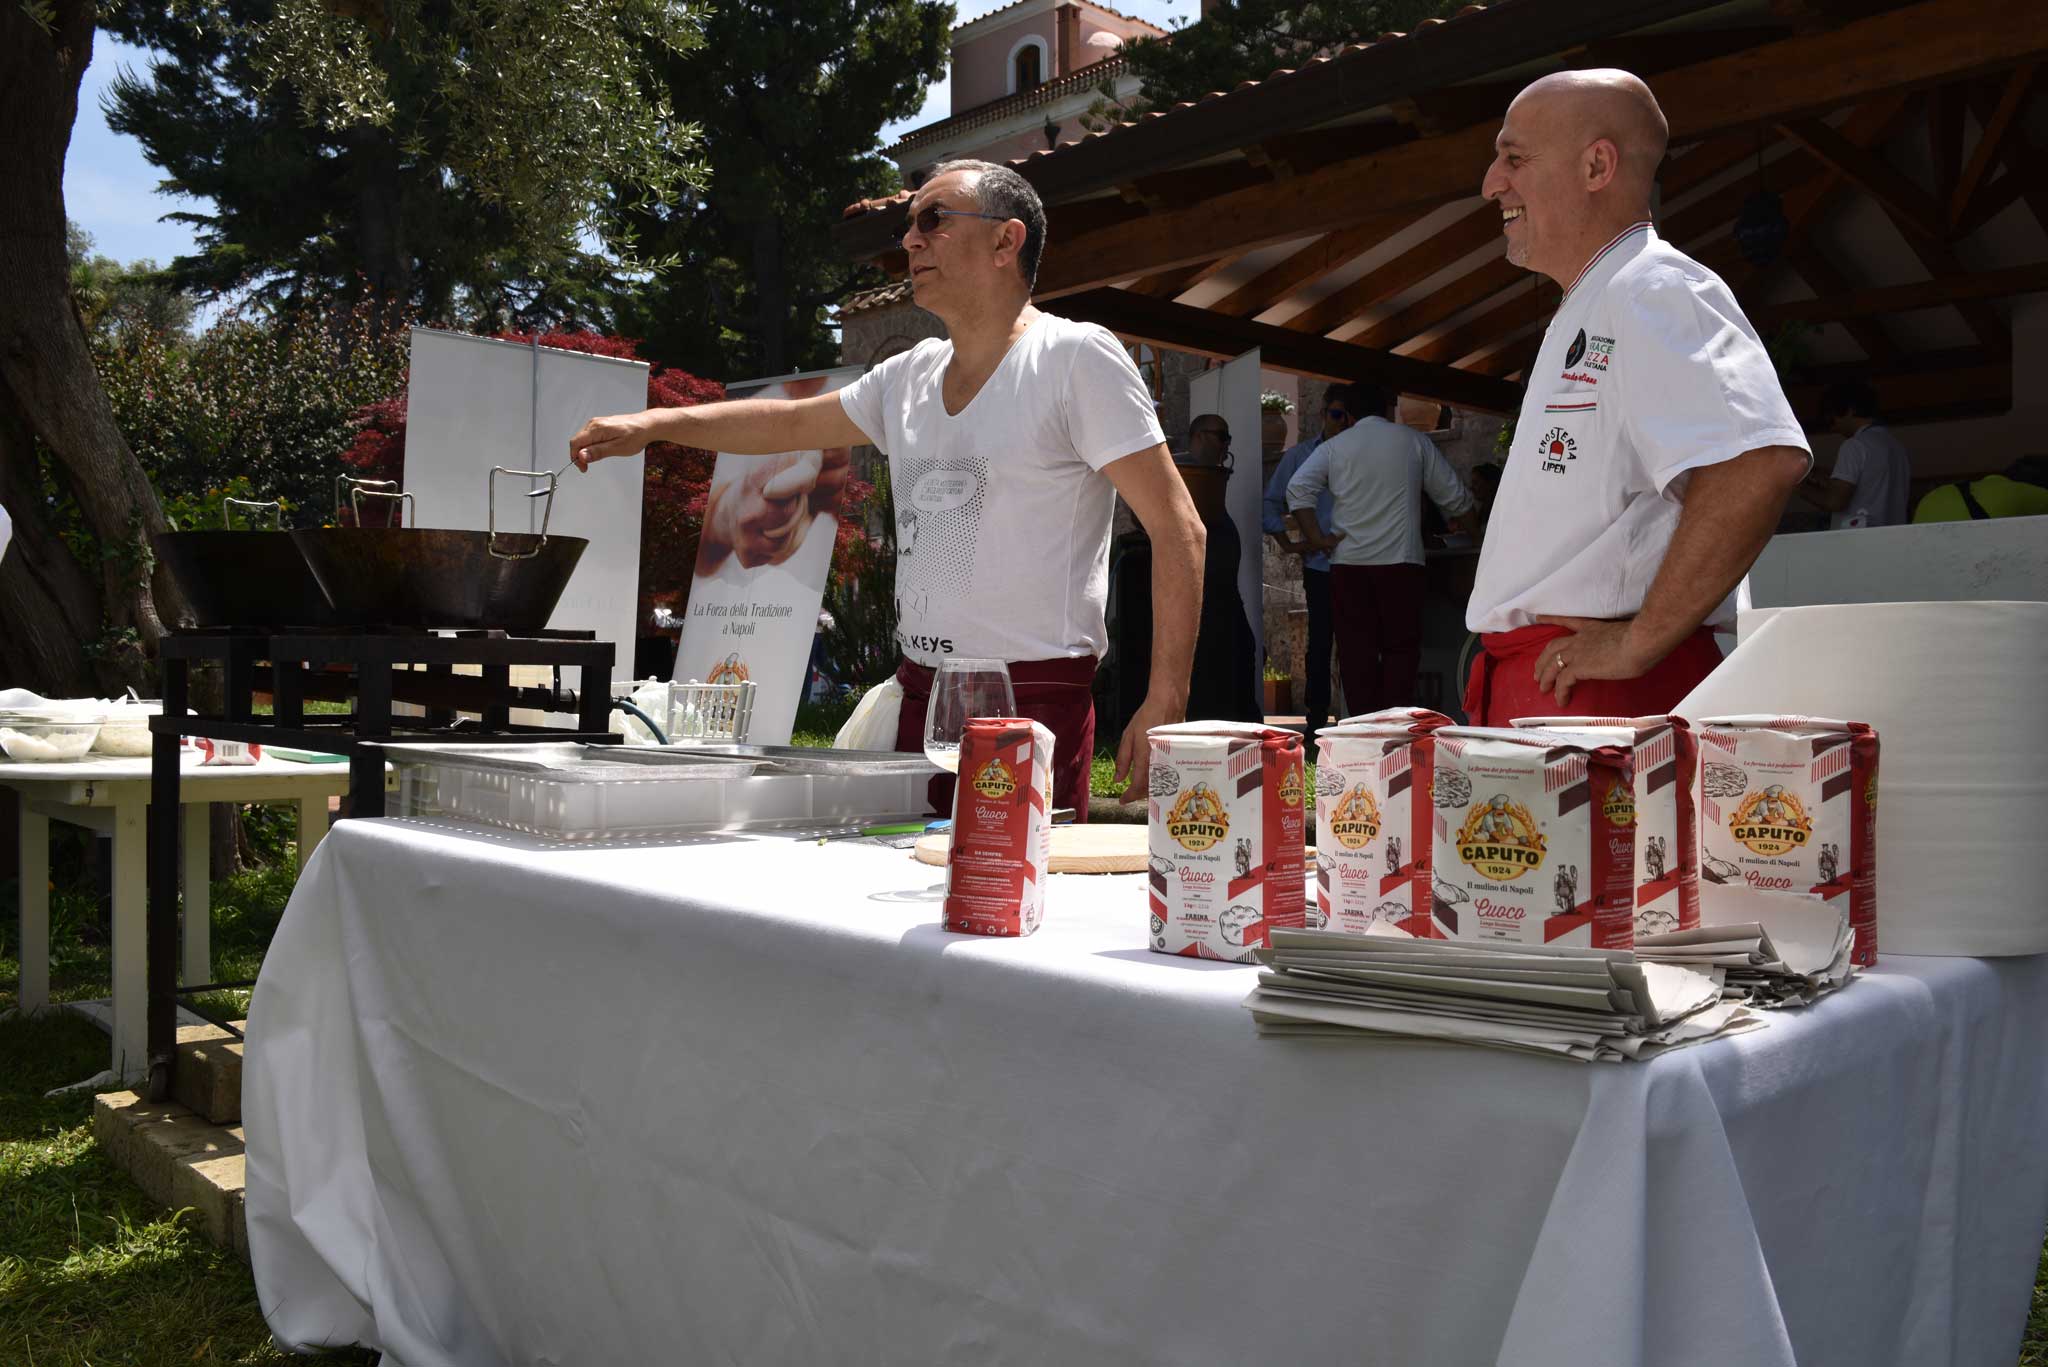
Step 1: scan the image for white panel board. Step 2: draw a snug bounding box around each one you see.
[403,328,649,681]
[1746,517,2048,611]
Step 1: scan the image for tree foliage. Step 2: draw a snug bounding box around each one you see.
[100,0,708,321]
[1097,0,1470,121]
[611,0,952,379]
[67,223,196,346]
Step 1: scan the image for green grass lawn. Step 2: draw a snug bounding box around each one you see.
[2,800,2044,1363]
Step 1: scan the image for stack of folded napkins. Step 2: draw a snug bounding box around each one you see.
[1246,928,1760,1063]
[1635,887,1855,1009]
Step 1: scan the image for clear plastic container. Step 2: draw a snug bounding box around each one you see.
[385,743,932,840]
[91,702,162,757]
[0,709,105,762]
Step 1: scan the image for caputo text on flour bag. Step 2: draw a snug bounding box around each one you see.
[1430,727,1636,949]
[1512,715,1701,939]
[1147,723,1306,961]
[1698,715,1879,967]
[1315,710,1452,937]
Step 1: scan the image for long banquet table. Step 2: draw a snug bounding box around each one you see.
[244,817,2048,1367]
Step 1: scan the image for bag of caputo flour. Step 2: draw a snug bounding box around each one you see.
[943,717,1054,938]
[1147,723,1306,961]
[1512,715,1700,939]
[1315,712,1452,938]
[1698,715,1880,967]
[1430,727,1637,949]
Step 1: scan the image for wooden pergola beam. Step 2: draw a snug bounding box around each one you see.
[1021,0,2041,300]
[1776,117,1949,242]
[1760,261,2048,325]
[1952,64,2041,228]
[1207,213,1420,319]
[1127,257,1238,299]
[1279,202,1503,337]
[1347,254,1525,353]
[1056,287,1524,413]
[1782,249,1903,366]
[1412,279,1559,367]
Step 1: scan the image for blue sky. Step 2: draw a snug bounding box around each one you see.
[67,0,1201,271]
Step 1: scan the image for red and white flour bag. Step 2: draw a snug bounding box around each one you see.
[1314,712,1451,938]
[1147,722,1306,961]
[1337,707,1455,728]
[943,717,1054,937]
[1513,715,1700,938]
[1430,727,1636,949]
[196,737,261,766]
[1698,715,1880,966]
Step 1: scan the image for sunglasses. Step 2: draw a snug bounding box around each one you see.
[902,205,1009,242]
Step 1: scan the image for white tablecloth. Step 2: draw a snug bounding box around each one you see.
[244,819,2048,1367]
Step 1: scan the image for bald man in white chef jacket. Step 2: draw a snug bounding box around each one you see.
[1463,70,1810,724]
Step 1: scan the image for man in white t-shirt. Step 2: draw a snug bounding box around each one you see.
[1284,382,1480,716]
[1801,381,1911,529]
[567,160,1205,814]
[1464,69,1810,724]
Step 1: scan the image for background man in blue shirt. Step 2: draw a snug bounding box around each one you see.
[1262,385,1360,739]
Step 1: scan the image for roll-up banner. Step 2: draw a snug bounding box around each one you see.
[673,366,864,746]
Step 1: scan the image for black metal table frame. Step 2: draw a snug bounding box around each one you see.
[143,630,617,1099]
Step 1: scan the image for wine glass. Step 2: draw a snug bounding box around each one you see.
[924,657,1015,774]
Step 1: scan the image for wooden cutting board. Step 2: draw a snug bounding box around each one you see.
[913,823,1149,874]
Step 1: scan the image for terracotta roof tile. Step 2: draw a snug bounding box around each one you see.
[953,0,1165,37]
[847,3,1495,220]
[838,281,915,316]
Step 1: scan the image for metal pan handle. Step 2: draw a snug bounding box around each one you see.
[221,497,283,531]
[487,466,555,560]
[335,474,412,529]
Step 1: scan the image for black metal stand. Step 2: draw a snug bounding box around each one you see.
[143,628,617,1100]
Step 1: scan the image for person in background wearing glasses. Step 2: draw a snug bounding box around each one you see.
[1261,385,1363,742]
[566,159,1205,818]
[1285,381,1481,719]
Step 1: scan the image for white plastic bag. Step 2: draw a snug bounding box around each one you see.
[834,678,903,751]
[610,677,675,745]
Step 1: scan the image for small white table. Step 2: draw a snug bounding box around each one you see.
[2,751,355,1084]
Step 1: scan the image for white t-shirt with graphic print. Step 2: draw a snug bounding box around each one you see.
[1466,223,1810,635]
[838,313,1165,667]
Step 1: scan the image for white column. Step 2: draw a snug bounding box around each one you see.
[17,804,49,1016]
[297,793,331,873]
[108,800,148,1082]
[181,803,210,987]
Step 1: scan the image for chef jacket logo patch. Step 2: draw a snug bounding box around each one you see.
[1565,329,1587,369]
[1166,783,1230,852]
[1538,427,1578,475]
[1456,795,1547,882]
[971,756,1017,801]
[1586,335,1616,371]
[1330,786,1382,850]
[1730,787,1813,856]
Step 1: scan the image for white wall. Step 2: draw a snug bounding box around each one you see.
[403,328,649,679]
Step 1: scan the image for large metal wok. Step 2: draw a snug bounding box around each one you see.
[153,497,341,628]
[291,475,587,631]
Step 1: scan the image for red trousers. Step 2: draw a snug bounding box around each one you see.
[1461,623,1724,727]
[1330,563,1426,719]
[894,655,1098,821]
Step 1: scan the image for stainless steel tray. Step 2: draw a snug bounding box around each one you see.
[608,743,940,777]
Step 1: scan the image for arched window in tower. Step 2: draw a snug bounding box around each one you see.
[1014,43,1042,92]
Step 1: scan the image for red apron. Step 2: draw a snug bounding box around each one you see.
[895,655,1098,821]
[1462,624,1723,727]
